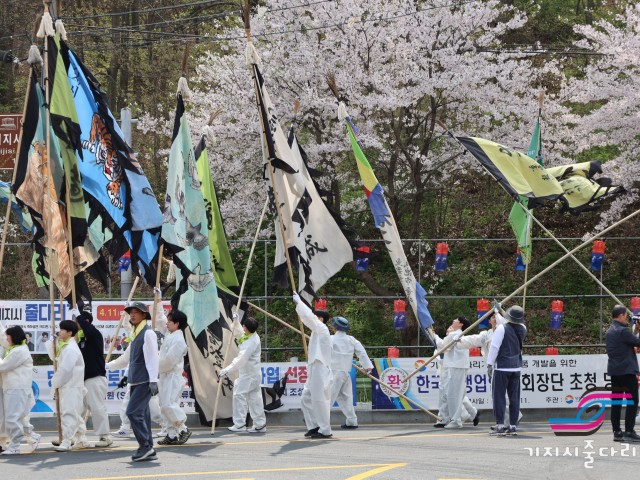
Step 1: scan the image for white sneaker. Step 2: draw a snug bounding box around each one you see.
[112,428,131,438]
[444,422,463,429]
[155,428,168,438]
[227,425,247,433]
[54,440,72,452]
[28,433,41,452]
[72,437,95,450]
[2,447,20,455]
[95,435,113,447]
[247,425,267,433]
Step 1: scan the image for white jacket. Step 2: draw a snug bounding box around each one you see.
[0,344,33,390]
[47,339,85,390]
[296,302,332,367]
[457,329,494,360]
[224,333,261,377]
[434,330,469,369]
[159,330,187,377]
[331,331,373,372]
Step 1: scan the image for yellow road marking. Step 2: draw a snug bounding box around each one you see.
[74,463,406,480]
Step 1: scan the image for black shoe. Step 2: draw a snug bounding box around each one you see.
[177,429,192,445]
[623,431,640,443]
[473,412,480,427]
[614,430,624,442]
[132,447,157,462]
[304,427,319,438]
[340,424,358,430]
[433,422,446,428]
[157,435,179,445]
[309,432,333,439]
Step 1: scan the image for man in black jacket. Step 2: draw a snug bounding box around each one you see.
[75,307,113,447]
[606,305,640,443]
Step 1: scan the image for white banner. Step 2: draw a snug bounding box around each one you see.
[0,299,171,354]
[371,355,611,410]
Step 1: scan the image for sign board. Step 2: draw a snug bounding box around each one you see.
[0,114,21,169]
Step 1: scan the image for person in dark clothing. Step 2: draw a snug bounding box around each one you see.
[606,304,640,443]
[487,305,527,436]
[73,307,113,448]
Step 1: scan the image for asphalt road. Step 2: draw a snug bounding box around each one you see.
[1,422,636,480]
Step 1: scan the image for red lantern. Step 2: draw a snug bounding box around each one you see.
[546,347,559,355]
[631,297,640,315]
[388,347,399,358]
[435,242,449,271]
[477,298,490,329]
[551,300,563,330]
[393,300,407,329]
[469,347,482,357]
[314,299,327,311]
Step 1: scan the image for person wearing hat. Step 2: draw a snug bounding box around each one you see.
[432,316,471,429]
[46,320,90,452]
[487,305,527,436]
[606,304,640,443]
[106,301,159,461]
[220,316,267,434]
[330,316,373,429]
[293,293,333,439]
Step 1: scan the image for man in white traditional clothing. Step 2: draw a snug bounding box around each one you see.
[293,293,333,439]
[47,320,92,452]
[432,316,471,429]
[220,316,266,434]
[157,309,191,445]
[0,325,40,455]
[330,316,372,429]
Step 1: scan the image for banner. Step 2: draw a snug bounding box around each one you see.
[0,299,171,354]
[371,355,611,410]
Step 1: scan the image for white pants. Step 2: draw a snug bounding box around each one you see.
[231,372,266,429]
[81,376,109,436]
[120,385,164,430]
[330,370,357,426]
[3,389,35,449]
[442,367,468,427]
[301,362,332,435]
[159,372,187,437]
[437,367,450,422]
[460,396,478,423]
[58,386,86,442]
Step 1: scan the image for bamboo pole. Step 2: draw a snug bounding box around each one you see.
[228,293,309,339]
[0,67,34,276]
[211,197,269,435]
[150,244,164,331]
[105,275,140,363]
[402,206,640,384]
[244,15,308,359]
[49,250,63,443]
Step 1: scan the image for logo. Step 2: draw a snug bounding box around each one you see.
[549,387,632,436]
[379,367,410,397]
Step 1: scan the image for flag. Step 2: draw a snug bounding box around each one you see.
[194,135,239,291]
[13,72,73,297]
[339,102,434,335]
[64,42,163,284]
[545,160,625,213]
[507,112,543,266]
[0,180,34,233]
[457,136,564,207]
[185,288,244,423]
[247,43,354,302]
[161,92,219,337]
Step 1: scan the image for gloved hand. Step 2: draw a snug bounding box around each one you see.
[292,292,301,304]
[69,307,81,319]
[365,368,373,374]
[487,365,493,378]
[118,376,128,389]
[149,382,159,396]
[219,368,229,377]
[491,299,502,312]
[153,286,162,298]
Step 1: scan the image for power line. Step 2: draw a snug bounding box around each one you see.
[61,0,237,20]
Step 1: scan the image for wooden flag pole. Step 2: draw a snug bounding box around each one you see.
[402,205,640,384]
[150,244,164,331]
[244,6,308,360]
[105,275,140,363]
[211,197,269,435]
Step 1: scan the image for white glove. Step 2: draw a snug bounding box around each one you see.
[69,307,81,318]
[153,286,162,297]
[292,293,301,304]
[219,368,229,377]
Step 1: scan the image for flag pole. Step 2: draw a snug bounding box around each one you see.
[210,196,269,435]
[150,244,164,331]
[243,4,308,360]
[105,275,140,363]
[401,121,640,383]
